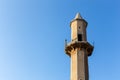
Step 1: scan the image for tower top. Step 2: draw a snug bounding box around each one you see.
[70,12,87,27]
[74,13,82,19]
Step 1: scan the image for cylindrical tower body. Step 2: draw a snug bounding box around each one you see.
[70,48,89,80]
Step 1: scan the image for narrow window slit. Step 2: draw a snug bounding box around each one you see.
[78,34,82,41]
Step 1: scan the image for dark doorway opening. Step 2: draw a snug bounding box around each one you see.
[78,34,82,41]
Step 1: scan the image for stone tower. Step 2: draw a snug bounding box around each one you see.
[65,13,94,80]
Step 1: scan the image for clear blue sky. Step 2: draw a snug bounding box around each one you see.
[0,0,120,80]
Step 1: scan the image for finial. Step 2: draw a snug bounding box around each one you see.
[74,13,82,19]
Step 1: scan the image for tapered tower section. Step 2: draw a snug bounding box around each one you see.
[65,13,94,80]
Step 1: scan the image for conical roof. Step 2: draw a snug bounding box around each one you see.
[70,12,87,27]
[74,13,82,19]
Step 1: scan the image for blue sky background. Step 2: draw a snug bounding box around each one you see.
[0,0,120,80]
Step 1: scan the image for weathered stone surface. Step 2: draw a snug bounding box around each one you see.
[65,13,93,80]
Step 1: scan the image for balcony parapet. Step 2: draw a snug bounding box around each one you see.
[65,41,94,56]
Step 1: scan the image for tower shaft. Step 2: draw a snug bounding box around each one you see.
[71,48,89,80]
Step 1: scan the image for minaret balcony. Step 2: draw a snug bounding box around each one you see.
[65,41,94,57]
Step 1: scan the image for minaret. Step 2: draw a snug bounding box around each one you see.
[65,13,94,80]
